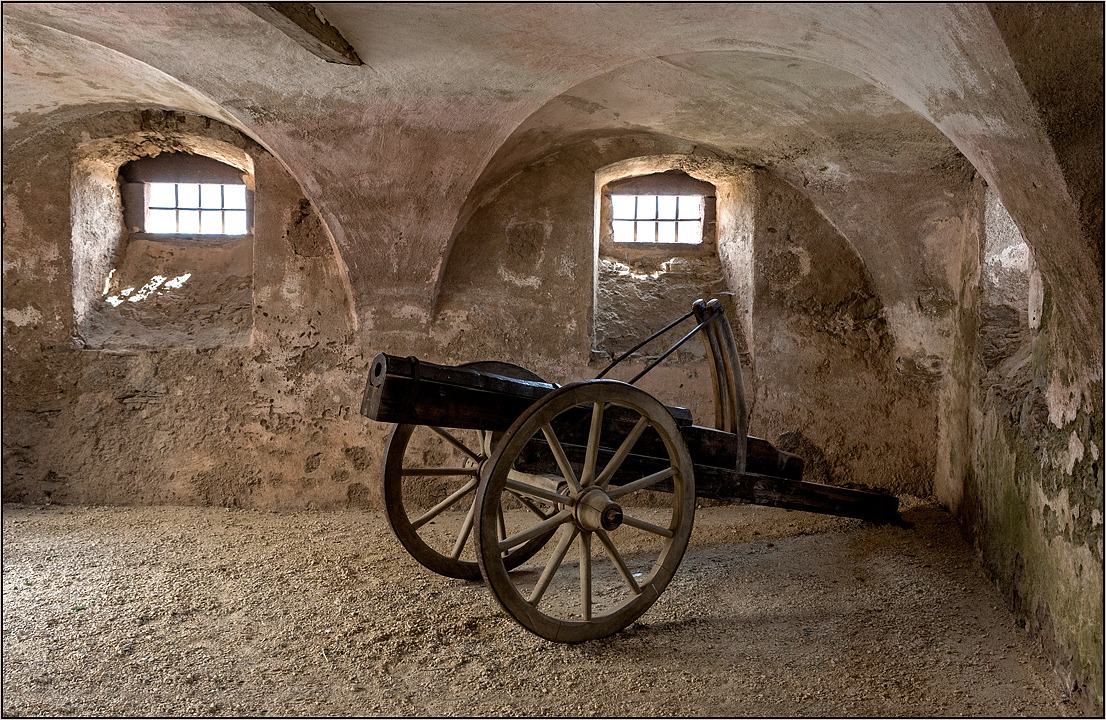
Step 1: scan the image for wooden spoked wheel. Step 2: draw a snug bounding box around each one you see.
[475,380,695,642]
[381,361,556,580]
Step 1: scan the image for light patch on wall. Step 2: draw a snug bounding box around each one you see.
[1047,369,1086,429]
[104,273,191,307]
[1063,431,1085,476]
[2,305,43,327]
[496,265,542,288]
[601,258,663,281]
[993,243,1031,272]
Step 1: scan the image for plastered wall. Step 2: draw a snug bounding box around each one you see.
[4,121,961,505]
[749,172,939,493]
[2,110,367,508]
[437,139,952,495]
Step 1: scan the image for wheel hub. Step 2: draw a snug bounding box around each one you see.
[574,486,623,532]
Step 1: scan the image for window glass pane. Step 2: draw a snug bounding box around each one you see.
[611,195,636,220]
[224,210,248,235]
[146,208,177,233]
[178,209,200,234]
[148,183,177,208]
[678,195,702,219]
[200,184,223,209]
[223,184,247,210]
[657,195,678,220]
[612,220,635,243]
[636,195,657,220]
[677,220,702,244]
[657,221,677,243]
[636,221,656,243]
[200,210,223,234]
[177,183,200,209]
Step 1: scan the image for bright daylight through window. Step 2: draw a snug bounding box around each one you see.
[146,182,248,235]
[611,194,703,244]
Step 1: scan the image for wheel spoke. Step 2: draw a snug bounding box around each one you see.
[541,424,580,494]
[430,426,481,462]
[580,532,592,620]
[507,489,554,520]
[596,416,649,489]
[498,508,572,551]
[606,466,676,499]
[505,478,569,506]
[527,525,578,606]
[596,529,641,594]
[580,402,604,486]
[400,467,479,477]
[497,505,507,544]
[449,496,479,560]
[410,477,480,529]
[620,514,675,538]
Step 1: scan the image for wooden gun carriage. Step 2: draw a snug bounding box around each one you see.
[361,299,898,642]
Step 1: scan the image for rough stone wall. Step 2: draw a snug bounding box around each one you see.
[940,181,1104,713]
[2,110,366,509]
[589,155,757,373]
[749,172,938,492]
[0,118,959,512]
[85,236,254,349]
[433,135,727,424]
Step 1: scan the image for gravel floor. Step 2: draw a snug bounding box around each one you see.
[2,497,1078,717]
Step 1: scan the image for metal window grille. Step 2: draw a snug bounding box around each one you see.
[611,194,703,244]
[145,182,249,235]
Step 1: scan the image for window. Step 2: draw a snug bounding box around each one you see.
[120,152,253,239]
[611,194,704,244]
[145,182,248,235]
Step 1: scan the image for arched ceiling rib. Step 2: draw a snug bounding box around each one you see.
[1,3,1097,357]
[2,16,244,140]
[444,50,968,327]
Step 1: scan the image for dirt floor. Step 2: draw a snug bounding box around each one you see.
[2,497,1079,717]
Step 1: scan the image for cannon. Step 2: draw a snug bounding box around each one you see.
[360,299,898,642]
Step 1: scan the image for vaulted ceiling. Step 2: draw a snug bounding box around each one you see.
[3,3,1101,358]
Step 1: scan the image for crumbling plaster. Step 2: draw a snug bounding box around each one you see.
[936,177,1104,711]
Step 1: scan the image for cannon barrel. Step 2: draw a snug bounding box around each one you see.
[361,353,559,431]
